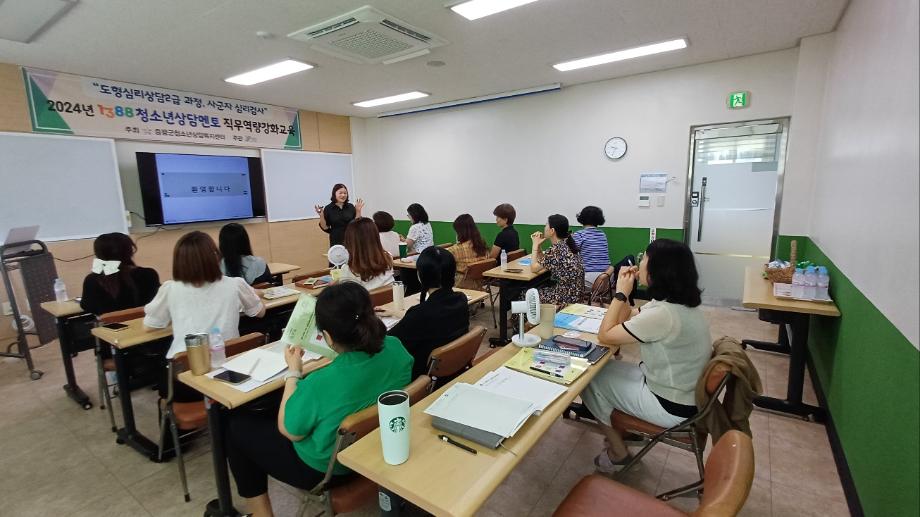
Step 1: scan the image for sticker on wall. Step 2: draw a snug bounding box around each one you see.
[639,173,669,193]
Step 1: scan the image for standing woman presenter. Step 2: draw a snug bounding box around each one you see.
[314,183,364,247]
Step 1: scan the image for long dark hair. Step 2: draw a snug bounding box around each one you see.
[316,282,386,355]
[330,183,349,204]
[452,214,488,256]
[416,246,456,302]
[219,223,254,279]
[547,214,579,254]
[644,239,702,307]
[407,203,429,224]
[92,233,138,299]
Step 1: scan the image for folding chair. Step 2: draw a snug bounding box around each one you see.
[425,326,487,391]
[95,306,146,432]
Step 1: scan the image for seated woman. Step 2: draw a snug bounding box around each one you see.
[373,210,402,258]
[404,203,434,254]
[219,222,272,285]
[490,203,520,259]
[389,246,470,381]
[446,213,490,281]
[227,282,413,517]
[80,232,160,315]
[580,239,712,474]
[339,217,395,290]
[573,206,612,289]
[530,214,585,305]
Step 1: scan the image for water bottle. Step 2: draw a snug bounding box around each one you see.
[53,278,68,302]
[816,266,830,300]
[209,327,226,369]
[500,249,508,271]
[803,266,818,300]
[790,268,805,298]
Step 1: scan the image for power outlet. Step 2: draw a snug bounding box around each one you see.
[2,301,11,316]
[650,227,657,242]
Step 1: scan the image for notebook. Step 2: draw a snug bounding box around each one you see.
[424,383,535,440]
[537,338,596,358]
[554,313,602,334]
[503,347,590,385]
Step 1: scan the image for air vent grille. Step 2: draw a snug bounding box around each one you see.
[330,29,412,59]
[379,19,430,43]
[307,17,358,38]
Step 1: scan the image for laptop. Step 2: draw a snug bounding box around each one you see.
[2,226,40,255]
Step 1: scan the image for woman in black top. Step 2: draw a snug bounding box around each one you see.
[490,203,520,259]
[388,246,470,381]
[313,183,364,247]
[80,232,160,315]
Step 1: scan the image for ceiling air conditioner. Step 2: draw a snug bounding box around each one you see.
[288,6,448,65]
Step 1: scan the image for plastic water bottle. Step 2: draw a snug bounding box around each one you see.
[500,249,508,271]
[803,266,818,300]
[53,278,68,302]
[209,327,226,369]
[816,266,830,300]
[790,268,805,298]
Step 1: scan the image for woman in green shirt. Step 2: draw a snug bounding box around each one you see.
[227,282,413,517]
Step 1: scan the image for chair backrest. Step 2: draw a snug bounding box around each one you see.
[426,326,487,380]
[338,375,433,442]
[471,348,499,366]
[369,286,394,307]
[225,332,267,358]
[251,281,272,290]
[692,430,755,517]
[587,272,612,306]
[98,306,145,324]
[463,257,498,284]
[507,249,526,262]
[694,363,732,419]
[292,267,332,283]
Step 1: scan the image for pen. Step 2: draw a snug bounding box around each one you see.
[248,357,261,376]
[439,434,477,455]
[530,365,564,378]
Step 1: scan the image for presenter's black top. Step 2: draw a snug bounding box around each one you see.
[322,202,357,246]
[494,225,520,254]
[388,288,470,380]
[80,267,161,316]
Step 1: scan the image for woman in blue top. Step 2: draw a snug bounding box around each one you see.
[573,206,611,289]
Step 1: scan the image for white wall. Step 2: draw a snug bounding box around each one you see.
[352,49,799,229]
[808,0,920,347]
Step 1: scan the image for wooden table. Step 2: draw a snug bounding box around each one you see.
[92,318,173,460]
[482,255,549,346]
[741,266,840,421]
[40,300,96,410]
[266,262,300,286]
[338,328,610,517]
[377,288,489,314]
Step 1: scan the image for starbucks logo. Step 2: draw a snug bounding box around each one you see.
[388,416,406,433]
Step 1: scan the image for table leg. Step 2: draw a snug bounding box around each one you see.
[743,320,791,355]
[378,486,404,517]
[752,313,826,422]
[56,316,92,410]
[203,399,242,517]
[113,346,161,460]
[488,280,511,347]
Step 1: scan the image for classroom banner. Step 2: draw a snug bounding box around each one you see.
[22,67,302,149]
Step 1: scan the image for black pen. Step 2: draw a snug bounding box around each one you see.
[530,365,564,378]
[438,434,477,455]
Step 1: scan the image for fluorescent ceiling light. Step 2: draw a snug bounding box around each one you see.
[450,0,539,21]
[224,59,313,85]
[553,38,688,72]
[354,91,429,108]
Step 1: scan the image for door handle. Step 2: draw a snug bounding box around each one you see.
[697,177,707,242]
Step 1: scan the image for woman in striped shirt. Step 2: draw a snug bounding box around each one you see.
[573,206,612,288]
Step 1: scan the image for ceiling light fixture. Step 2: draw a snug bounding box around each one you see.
[553,38,688,72]
[449,0,539,21]
[224,59,313,86]
[354,91,429,108]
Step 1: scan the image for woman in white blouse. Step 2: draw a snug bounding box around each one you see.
[338,217,395,290]
[403,203,433,254]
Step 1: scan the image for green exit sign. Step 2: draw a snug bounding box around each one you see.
[728,90,751,109]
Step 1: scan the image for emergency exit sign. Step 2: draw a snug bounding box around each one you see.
[728,91,750,109]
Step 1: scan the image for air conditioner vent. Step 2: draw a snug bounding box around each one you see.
[288,5,447,65]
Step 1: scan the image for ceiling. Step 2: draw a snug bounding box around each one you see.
[0,0,848,117]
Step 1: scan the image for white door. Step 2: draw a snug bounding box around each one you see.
[686,119,788,306]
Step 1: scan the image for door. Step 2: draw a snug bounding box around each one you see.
[685,119,788,306]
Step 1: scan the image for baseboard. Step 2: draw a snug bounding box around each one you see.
[806,356,865,517]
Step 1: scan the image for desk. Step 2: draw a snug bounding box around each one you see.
[179,343,329,517]
[266,262,300,286]
[338,327,607,517]
[377,288,489,313]
[741,267,840,422]
[482,255,549,346]
[40,300,96,410]
[92,318,173,459]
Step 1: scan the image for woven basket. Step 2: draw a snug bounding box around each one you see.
[764,240,797,283]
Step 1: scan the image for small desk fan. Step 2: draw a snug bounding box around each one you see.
[327,245,350,280]
[510,288,541,347]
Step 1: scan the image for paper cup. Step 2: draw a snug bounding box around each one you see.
[378,390,410,465]
[392,282,405,311]
[535,303,557,339]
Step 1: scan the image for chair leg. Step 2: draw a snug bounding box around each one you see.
[168,413,191,502]
[157,403,169,463]
[657,435,706,501]
[102,375,117,432]
[614,432,663,478]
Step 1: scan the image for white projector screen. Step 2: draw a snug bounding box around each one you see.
[0,132,128,242]
[260,149,353,222]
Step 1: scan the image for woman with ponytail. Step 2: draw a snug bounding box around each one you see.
[227,282,412,517]
[530,214,585,305]
[80,232,160,315]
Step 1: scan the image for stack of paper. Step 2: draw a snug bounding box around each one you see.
[222,348,286,382]
[475,367,567,414]
[554,313,602,334]
[380,316,400,330]
[262,285,300,300]
[209,343,322,393]
[424,383,535,438]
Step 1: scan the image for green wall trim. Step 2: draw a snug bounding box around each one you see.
[778,234,919,517]
[393,220,683,263]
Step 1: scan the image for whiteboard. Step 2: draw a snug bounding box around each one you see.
[0,132,128,242]
[261,149,353,222]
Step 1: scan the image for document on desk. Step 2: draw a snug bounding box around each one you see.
[379,316,400,330]
[424,383,536,438]
[554,313,602,334]
[559,304,607,319]
[209,345,320,392]
[475,367,567,414]
[221,348,286,382]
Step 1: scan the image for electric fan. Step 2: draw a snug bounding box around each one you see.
[510,288,541,347]
[327,245,350,268]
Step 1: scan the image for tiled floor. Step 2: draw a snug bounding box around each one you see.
[0,305,851,516]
